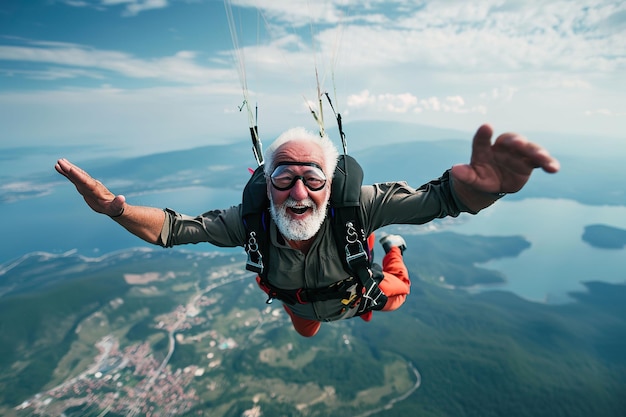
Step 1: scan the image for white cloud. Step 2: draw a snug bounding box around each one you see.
[228,0,354,26]
[585,109,626,117]
[62,0,170,16]
[62,1,91,7]
[533,76,593,90]
[0,43,233,84]
[0,67,105,80]
[346,90,485,115]
[235,0,626,76]
[481,87,519,102]
[1,0,624,154]
[346,90,376,108]
[121,0,168,17]
[13,1,626,86]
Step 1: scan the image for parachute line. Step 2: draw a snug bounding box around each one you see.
[304,0,348,150]
[224,0,263,165]
[223,1,351,163]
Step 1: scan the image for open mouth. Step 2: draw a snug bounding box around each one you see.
[289,206,310,215]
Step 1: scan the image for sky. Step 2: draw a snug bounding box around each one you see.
[1,0,625,158]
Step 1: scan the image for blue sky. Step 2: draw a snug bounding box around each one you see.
[1,0,624,157]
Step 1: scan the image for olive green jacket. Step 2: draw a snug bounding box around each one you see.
[159,171,473,321]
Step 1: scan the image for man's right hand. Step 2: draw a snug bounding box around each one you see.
[55,158,166,245]
[55,158,126,218]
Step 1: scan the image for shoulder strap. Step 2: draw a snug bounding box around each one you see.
[242,165,270,275]
[242,164,268,217]
[330,154,362,207]
[328,154,371,275]
[329,155,387,312]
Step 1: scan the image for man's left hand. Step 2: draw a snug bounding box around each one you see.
[451,124,560,211]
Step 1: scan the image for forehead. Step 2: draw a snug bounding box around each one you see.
[273,140,325,169]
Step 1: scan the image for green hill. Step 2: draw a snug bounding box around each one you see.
[0,232,624,417]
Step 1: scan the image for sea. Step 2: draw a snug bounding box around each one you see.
[449,198,626,303]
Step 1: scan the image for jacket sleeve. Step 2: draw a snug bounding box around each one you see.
[158,205,247,248]
[361,169,475,232]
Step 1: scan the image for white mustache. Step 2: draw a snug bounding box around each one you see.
[284,197,315,209]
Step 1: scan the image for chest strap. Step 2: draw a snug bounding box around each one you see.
[255,276,360,306]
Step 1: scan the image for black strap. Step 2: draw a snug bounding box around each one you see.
[242,164,270,275]
[330,209,388,313]
[257,275,360,306]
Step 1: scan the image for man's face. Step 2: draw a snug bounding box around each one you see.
[267,141,331,241]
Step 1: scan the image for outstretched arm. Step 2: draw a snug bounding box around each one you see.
[451,124,560,212]
[55,158,166,245]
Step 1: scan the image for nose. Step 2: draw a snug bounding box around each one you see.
[289,178,309,200]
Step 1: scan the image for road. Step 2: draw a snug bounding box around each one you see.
[352,361,422,417]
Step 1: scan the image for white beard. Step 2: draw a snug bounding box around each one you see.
[269,195,329,241]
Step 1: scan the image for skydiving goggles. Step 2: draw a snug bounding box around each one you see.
[269,161,327,191]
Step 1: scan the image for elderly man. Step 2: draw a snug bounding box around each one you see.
[56,124,559,337]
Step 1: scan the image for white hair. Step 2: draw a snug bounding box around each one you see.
[263,127,340,178]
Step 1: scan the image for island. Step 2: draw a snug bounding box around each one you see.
[582,224,626,249]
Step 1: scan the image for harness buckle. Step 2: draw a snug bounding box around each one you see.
[245,231,264,273]
[246,252,263,274]
[345,240,368,265]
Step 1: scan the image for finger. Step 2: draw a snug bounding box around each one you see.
[111,194,126,211]
[109,195,126,217]
[470,123,494,164]
[527,148,560,173]
[450,163,476,185]
[55,158,83,180]
[532,145,560,173]
[55,158,72,174]
[62,159,95,187]
[495,134,560,173]
[54,160,68,178]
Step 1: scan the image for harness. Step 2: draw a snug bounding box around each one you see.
[242,154,388,316]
